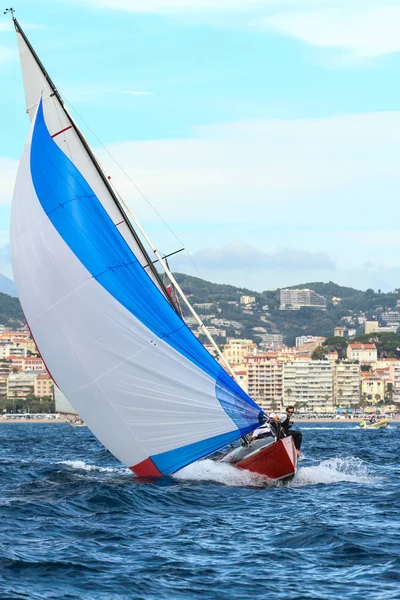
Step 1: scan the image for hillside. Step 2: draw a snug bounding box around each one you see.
[174,274,399,345]
[0,292,24,328]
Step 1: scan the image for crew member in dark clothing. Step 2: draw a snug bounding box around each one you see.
[280,406,302,454]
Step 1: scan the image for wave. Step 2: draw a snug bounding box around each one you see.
[57,460,130,475]
[301,426,360,430]
[290,457,377,487]
[174,459,270,487]
[56,457,378,489]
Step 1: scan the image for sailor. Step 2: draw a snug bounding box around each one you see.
[251,419,275,441]
[279,406,303,455]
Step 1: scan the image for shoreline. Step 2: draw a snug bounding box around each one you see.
[0,417,68,423]
[0,417,398,424]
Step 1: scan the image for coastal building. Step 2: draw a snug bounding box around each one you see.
[203,327,226,338]
[7,371,37,399]
[365,321,379,334]
[240,296,255,305]
[348,328,357,338]
[222,339,257,365]
[334,327,345,338]
[34,372,53,398]
[346,343,377,364]
[244,354,284,411]
[378,326,398,333]
[295,335,325,347]
[361,374,385,404]
[283,360,334,413]
[279,289,326,311]
[193,303,214,310]
[333,363,361,408]
[232,367,248,393]
[381,311,400,326]
[0,373,7,399]
[258,333,284,349]
[391,362,400,404]
[23,357,45,371]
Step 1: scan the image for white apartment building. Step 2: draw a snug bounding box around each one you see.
[334,327,345,338]
[283,360,334,413]
[244,355,284,412]
[258,333,284,348]
[7,371,38,399]
[365,321,379,334]
[382,311,400,326]
[223,339,257,365]
[392,362,400,404]
[0,343,28,359]
[346,343,377,364]
[280,289,326,311]
[240,296,255,305]
[333,363,361,408]
[204,327,226,338]
[295,335,325,347]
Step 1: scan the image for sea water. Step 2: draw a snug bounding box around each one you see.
[0,422,398,600]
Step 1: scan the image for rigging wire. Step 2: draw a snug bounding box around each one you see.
[61,96,228,312]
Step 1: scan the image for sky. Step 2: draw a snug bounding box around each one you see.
[1,0,400,292]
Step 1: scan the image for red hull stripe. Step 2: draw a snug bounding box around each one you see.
[130,457,163,477]
[51,125,72,138]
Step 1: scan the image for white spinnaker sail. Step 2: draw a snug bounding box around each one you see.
[15,21,167,297]
[11,23,264,476]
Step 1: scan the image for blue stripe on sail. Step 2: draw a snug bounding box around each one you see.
[151,425,256,475]
[30,99,261,435]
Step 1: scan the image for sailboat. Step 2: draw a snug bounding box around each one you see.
[9,15,297,481]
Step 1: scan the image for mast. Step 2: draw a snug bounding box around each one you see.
[12,16,178,314]
[12,15,237,380]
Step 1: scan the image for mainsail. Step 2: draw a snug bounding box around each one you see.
[10,19,264,476]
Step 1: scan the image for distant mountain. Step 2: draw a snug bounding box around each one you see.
[0,274,17,297]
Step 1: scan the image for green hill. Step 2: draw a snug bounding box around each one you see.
[173,274,399,345]
[0,293,24,328]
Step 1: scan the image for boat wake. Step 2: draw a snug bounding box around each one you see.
[290,457,377,487]
[174,459,271,487]
[174,456,378,488]
[55,457,378,489]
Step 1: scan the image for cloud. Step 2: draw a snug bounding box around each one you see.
[176,243,335,271]
[64,0,400,61]
[254,3,400,59]
[0,158,18,205]
[122,90,153,96]
[63,0,273,13]
[100,110,400,235]
[0,243,12,279]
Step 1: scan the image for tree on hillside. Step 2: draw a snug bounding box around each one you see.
[385,383,394,403]
[311,345,328,360]
[322,336,348,359]
[360,364,371,372]
[359,392,368,411]
[354,332,400,358]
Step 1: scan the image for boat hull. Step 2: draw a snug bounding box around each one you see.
[359,419,390,429]
[220,436,297,481]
